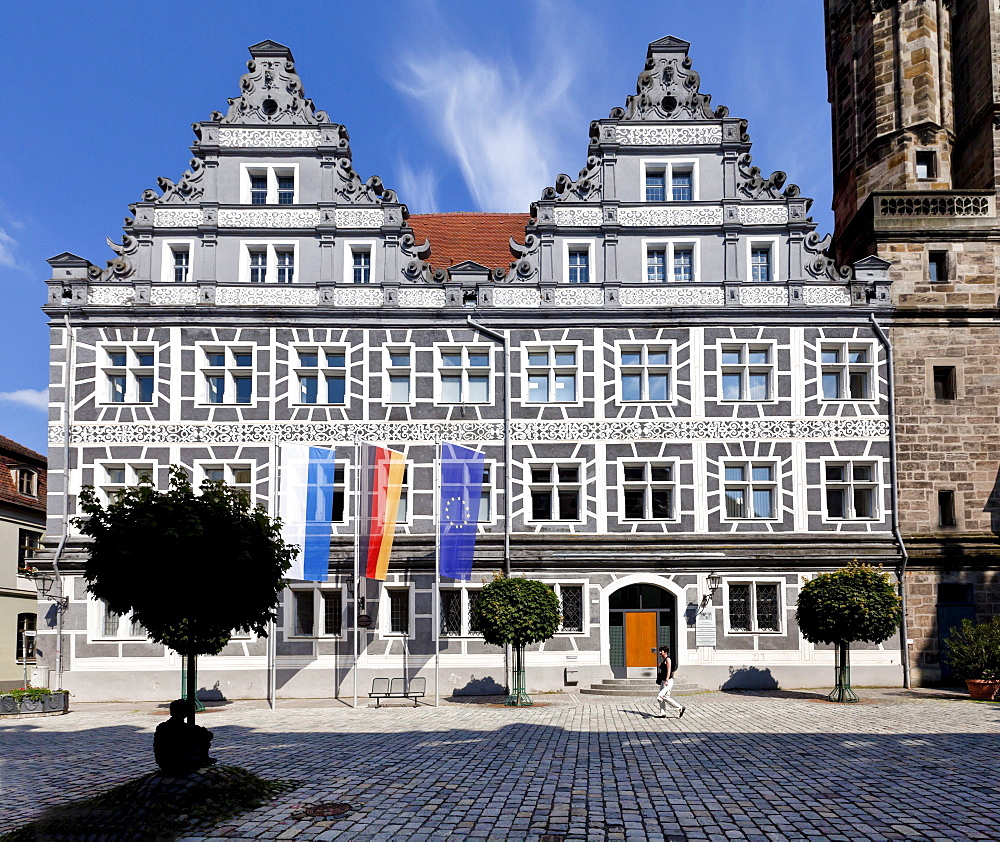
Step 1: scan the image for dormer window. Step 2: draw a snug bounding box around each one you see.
[241,165,298,204]
[15,468,37,497]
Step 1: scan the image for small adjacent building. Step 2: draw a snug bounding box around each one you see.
[0,435,45,691]
[37,37,904,701]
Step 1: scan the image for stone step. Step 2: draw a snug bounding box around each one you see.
[579,685,706,697]
[599,678,701,690]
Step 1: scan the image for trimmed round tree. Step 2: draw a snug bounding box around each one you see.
[76,466,296,722]
[795,563,902,702]
[470,575,561,706]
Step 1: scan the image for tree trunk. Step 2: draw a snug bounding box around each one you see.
[827,641,859,703]
[505,644,533,707]
[186,652,198,724]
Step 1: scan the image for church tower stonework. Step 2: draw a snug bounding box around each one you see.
[825,0,1000,682]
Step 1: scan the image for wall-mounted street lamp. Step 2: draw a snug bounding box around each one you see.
[701,572,723,608]
[33,573,69,609]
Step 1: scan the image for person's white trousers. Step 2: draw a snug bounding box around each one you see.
[657,678,684,712]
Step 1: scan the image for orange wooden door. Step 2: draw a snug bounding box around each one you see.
[625,612,657,667]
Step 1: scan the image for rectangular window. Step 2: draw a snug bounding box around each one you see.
[724,463,777,520]
[389,590,410,634]
[250,173,268,205]
[671,169,692,201]
[103,346,157,405]
[938,490,957,528]
[18,529,41,565]
[438,346,491,404]
[441,590,462,636]
[525,347,578,404]
[621,462,675,520]
[915,150,937,180]
[294,591,314,636]
[645,169,666,202]
[646,248,666,282]
[559,585,584,632]
[249,249,267,283]
[825,462,878,520]
[277,175,295,205]
[673,248,693,282]
[275,249,295,284]
[16,612,36,663]
[619,345,671,402]
[352,249,371,284]
[728,582,781,633]
[386,348,412,403]
[172,246,190,283]
[295,347,347,406]
[751,247,771,283]
[720,345,772,401]
[100,463,154,504]
[820,343,873,401]
[477,463,493,522]
[200,464,253,500]
[933,366,957,400]
[322,591,342,636]
[529,463,582,522]
[202,346,256,405]
[468,590,483,635]
[568,249,590,284]
[928,251,948,283]
[103,601,121,637]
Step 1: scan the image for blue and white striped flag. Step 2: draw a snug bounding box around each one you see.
[279,445,337,582]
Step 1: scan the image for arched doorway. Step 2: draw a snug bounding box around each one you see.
[608,583,676,677]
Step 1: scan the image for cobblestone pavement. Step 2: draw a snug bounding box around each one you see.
[2,689,998,841]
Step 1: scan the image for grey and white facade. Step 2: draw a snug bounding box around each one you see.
[39,38,903,701]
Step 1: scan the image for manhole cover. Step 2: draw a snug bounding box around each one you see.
[293,802,353,819]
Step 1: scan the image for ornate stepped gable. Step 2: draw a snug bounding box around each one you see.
[50,35,859,298]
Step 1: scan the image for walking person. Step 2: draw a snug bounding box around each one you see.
[655,645,685,718]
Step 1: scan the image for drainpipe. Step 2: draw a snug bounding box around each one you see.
[465,316,511,576]
[49,313,74,690]
[870,313,911,690]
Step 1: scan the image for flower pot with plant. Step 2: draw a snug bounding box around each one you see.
[943,616,1000,700]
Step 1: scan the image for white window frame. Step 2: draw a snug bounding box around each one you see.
[239,164,299,204]
[522,343,582,405]
[287,585,345,638]
[718,341,776,403]
[96,462,155,504]
[526,461,585,524]
[90,597,147,641]
[434,344,494,405]
[619,460,679,522]
[380,586,415,639]
[342,239,378,285]
[197,344,257,406]
[384,345,414,406]
[641,238,700,283]
[292,346,349,407]
[160,239,197,283]
[14,469,38,498]
[438,585,488,638]
[745,237,781,284]
[194,461,255,497]
[822,459,881,522]
[819,341,876,402]
[546,581,589,634]
[641,158,700,202]
[724,579,784,635]
[721,460,780,521]
[98,343,158,406]
[614,340,675,405]
[394,460,413,528]
[239,240,299,284]
[561,239,596,284]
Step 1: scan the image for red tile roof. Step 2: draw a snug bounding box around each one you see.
[0,435,47,515]
[407,213,532,271]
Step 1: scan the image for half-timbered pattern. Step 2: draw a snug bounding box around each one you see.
[38,38,903,700]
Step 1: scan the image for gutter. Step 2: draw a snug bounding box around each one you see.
[870,313,911,689]
[49,313,73,690]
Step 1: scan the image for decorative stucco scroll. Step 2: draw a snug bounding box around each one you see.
[615,125,722,145]
[332,287,383,307]
[493,288,542,308]
[619,206,724,226]
[620,286,724,307]
[738,286,788,306]
[398,288,446,308]
[802,286,852,306]
[335,208,384,228]
[737,205,789,225]
[217,209,321,228]
[218,128,319,147]
[88,286,136,306]
[555,287,605,307]
[215,286,319,306]
[553,208,603,227]
[153,209,203,227]
[150,286,200,306]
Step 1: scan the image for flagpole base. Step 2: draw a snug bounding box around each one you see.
[504,691,533,707]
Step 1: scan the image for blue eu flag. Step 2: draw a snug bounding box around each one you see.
[439,442,486,581]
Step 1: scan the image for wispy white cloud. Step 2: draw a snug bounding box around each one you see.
[395,29,581,212]
[0,227,18,268]
[395,160,440,214]
[0,388,49,412]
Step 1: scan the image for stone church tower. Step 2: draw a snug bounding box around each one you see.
[825,0,1000,682]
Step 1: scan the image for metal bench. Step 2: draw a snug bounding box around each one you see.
[368,676,426,707]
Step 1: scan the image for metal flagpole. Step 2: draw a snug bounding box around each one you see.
[353,442,361,709]
[435,441,441,707]
[268,440,282,710]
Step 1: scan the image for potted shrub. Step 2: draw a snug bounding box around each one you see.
[0,686,70,714]
[943,617,1000,700]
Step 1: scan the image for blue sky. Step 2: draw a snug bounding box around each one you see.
[0,0,832,454]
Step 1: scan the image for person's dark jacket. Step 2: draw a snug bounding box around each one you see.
[656,657,673,684]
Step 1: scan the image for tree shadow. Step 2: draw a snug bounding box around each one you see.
[720,665,779,691]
